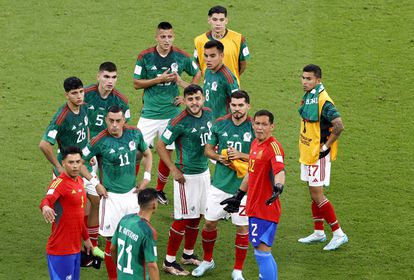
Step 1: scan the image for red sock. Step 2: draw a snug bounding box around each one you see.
[312,201,324,230]
[135,163,140,176]
[234,232,248,270]
[156,159,170,191]
[167,220,188,257]
[184,218,201,252]
[104,239,117,280]
[201,229,217,262]
[318,199,340,231]
[88,225,99,247]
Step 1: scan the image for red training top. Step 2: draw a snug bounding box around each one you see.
[246,136,285,223]
[39,172,89,255]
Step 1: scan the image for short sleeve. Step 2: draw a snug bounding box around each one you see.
[321,101,340,122]
[160,123,182,145]
[269,141,285,175]
[239,37,250,62]
[227,77,239,97]
[184,56,199,77]
[143,234,157,263]
[135,130,149,152]
[82,142,99,163]
[207,123,219,146]
[124,104,131,123]
[133,56,147,80]
[42,121,61,145]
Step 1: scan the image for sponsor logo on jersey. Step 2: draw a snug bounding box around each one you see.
[151,65,157,71]
[72,125,77,130]
[211,81,218,91]
[119,147,125,150]
[109,149,115,154]
[243,132,252,142]
[313,178,319,183]
[191,128,197,133]
[129,140,136,151]
[47,129,58,139]
[88,105,95,110]
[222,132,228,137]
[171,62,178,72]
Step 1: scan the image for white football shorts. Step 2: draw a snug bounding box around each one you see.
[301,152,332,187]
[205,186,248,226]
[137,117,175,150]
[98,188,140,237]
[173,169,210,219]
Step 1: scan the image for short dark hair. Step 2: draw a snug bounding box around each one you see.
[184,84,203,97]
[61,146,82,160]
[204,40,224,53]
[63,77,83,92]
[231,90,250,104]
[99,61,117,72]
[254,110,274,124]
[107,105,123,114]
[303,64,322,78]
[158,21,173,30]
[138,188,158,209]
[208,5,227,17]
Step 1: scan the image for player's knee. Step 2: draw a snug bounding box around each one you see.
[204,220,218,231]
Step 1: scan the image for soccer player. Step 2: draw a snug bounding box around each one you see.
[194,5,250,85]
[40,146,93,280]
[111,188,160,280]
[39,77,89,178]
[192,90,253,280]
[221,110,286,280]
[81,105,152,280]
[297,64,348,250]
[84,61,130,256]
[133,21,201,205]
[156,84,212,276]
[203,40,239,121]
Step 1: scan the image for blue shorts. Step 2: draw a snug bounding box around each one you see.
[249,217,278,247]
[47,253,81,280]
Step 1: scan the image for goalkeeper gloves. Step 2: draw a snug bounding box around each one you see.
[220,189,246,213]
[266,183,284,205]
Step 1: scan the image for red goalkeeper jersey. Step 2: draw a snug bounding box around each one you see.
[39,172,89,255]
[246,136,285,223]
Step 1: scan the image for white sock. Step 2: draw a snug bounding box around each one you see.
[314,230,325,236]
[166,255,176,263]
[333,228,345,237]
[183,249,194,256]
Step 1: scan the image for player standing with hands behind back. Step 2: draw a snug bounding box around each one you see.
[221,110,285,280]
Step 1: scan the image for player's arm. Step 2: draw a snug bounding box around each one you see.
[205,143,230,166]
[266,144,286,205]
[110,243,118,264]
[136,147,153,191]
[190,70,202,85]
[156,140,185,184]
[39,180,63,223]
[39,140,64,174]
[239,37,250,76]
[239,60,247,76]
[81,145,107,198]
[322,117,344,152]
[227,147,249,161]
[133,68,175,90]
[148,262,160,280]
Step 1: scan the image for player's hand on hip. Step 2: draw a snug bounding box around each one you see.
[96,183,108,198]
[265,183,284,205]
[42,206,57,223]
[84,238,93,255]
[220,189,246,213]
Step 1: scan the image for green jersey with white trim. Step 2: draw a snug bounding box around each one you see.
[161,108,212,174]
[208,114,254,194]
[82,126,148,194]
[112,214,157,280]
[203,65,239,120]
[84,84,130,138]
[133,46,199,119]
[42,103,89,175]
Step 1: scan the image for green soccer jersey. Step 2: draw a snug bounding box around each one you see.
[112,214,157,280]
[42,103,89,175]
[133,46,199,120]
[203,65,239,120]
[84,84,130,138]
[161,108,212,174]
[208,115,254,194]
[82,126,148,193]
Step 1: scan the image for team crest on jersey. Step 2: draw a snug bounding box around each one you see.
[129,141,136,151]
[171,62,178,72]
[211,82,218,91]
[243,132,252,142]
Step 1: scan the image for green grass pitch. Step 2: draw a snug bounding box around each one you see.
[0,0,413,279]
